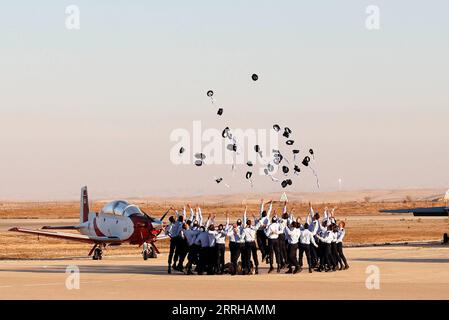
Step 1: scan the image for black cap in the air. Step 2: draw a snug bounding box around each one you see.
[302,156,311,167]
[207,90,214,97]
[222,127,230,138]
[217,108,223,116]
[252,73,258,81]
[283,127,292,138]
[195,153,206,160]
[227,143,237,152]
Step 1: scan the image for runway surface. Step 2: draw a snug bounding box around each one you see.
[1,245,448,299]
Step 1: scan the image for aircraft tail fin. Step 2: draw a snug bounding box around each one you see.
[80,186,89,223]
[444,189,449,201]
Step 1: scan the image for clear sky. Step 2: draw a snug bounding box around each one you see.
[0,1,448,200]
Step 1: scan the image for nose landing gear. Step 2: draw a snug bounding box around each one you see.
[142,242,157,260]
[89,244,103,260]
[93,247,103,260]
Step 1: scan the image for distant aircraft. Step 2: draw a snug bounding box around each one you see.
[9,186,169,260]
[379,189,449,216]
[379,206,449,217]
[379,189,449,243]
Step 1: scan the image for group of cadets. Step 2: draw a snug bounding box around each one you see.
[165,200,349,275]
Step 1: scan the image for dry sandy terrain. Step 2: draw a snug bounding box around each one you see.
[1,197,448,259]
[0,190,448,299]
[1,194,449,258]
[1,245,449,299]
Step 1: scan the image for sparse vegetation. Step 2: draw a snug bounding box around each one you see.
[1,199,448,259]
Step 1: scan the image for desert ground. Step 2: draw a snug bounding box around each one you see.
[0,189,448,299]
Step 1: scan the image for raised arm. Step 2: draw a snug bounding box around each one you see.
[259,198,264,217]
[198,206,203,226]
[182,206,187,220]
[205,214,212,228]
[243,206,248,225]
[225,212,230,230]
[267,201,273,219]
[187,204,195,221]
[309,202,314,219]
[283,201,288,214]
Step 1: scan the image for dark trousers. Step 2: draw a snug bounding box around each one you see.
[331,242,341,269]
[168,238,177,266]
[310,238,319,267]
[337,242,349,267]
[288,243,299,268]
[186,244,199,271]
[216,243,225,273]
[256,230,268,259]
[229,242,238,273]
[207,246,217,275]
[198,246,209,274]
[245,241,259,272]
[320,243,335,269]
[268,238,281,267]
[236,242,246,271]
[299,244,312,269]
[177,238,188,268]
[278,234,288,266]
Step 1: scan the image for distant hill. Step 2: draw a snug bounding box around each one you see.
[125,188,448,205]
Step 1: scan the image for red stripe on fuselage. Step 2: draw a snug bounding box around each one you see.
[93,217,105,237]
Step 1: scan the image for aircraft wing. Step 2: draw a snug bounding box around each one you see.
[9,227,121,243]
[380,206,449,217]
[41,225,80,230]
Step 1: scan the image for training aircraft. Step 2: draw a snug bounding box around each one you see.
[379,206,449,217]
[379,189,449,243]
[380,189,449,216]
[9,186,169,260]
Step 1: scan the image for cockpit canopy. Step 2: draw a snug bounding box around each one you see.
[100,200,144,217]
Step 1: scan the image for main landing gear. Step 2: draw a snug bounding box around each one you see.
[93,247,103,260]
[142,242,157,260]
[89,244,103,260]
